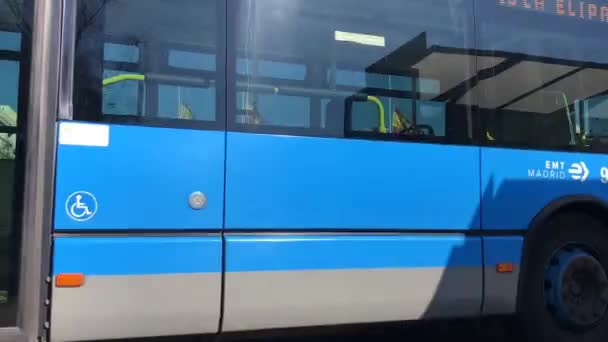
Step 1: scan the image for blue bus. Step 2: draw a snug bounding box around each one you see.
[2,0,608,341]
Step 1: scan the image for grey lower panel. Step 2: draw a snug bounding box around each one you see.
[482,266,520,315]
[50,273,221,342]
[223,267,482,332]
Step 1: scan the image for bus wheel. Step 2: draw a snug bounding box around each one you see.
[518,213,608,342]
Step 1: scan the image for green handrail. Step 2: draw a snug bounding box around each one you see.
[102,73,145,87]
[366,95,386,134]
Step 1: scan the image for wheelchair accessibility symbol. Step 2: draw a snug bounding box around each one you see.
[65,191,98,222]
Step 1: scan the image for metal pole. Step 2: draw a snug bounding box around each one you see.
[17,0,62,340]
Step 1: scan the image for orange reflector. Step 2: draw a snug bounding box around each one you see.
[496,263,515,273]
[55,273,85,287]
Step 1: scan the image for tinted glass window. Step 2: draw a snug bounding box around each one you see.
[477,1,608,151]
[0,0,32,326]
[73,0,224,128]
[0,30,19,52]
[237,59,306,80]
[0,61,19,124]
[103,42,139,63]
[229,0,475,142]
[169,50,216,71]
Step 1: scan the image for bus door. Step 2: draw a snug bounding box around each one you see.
[0,0,32,330]
[222,0,483,332]
[49,1,225,341]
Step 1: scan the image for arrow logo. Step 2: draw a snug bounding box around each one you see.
[569,161,589,182]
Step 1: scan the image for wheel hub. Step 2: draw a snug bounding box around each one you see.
[545,246,608,330]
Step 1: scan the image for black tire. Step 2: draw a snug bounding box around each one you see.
[518,212,608,342]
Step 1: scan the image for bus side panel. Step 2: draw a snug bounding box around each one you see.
[481,147,608,230]
[223,235,482,331]
[225,132,481,230]
[50,236,222,342]
[54,122,225,230]
[481,236,524,315]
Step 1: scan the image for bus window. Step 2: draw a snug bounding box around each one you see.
[586,97,608,136]
[74,0,223,128]
[345,97,445,137]
[158,84,216,121]
[580,96,608,150]
[0,132,15,157]
[419,101,446,136]
[238,58,306,80]
[419,79,441,95]
[0,30,19,51]
[477,1,608,151]
[236,92,310,127]
[0,0,32,327]
[234,58,308,126]
[0,131,16,311]
[169,50,216,71]
[332,69,443,94]
[230,0,475,143]
[104,42,139,64]
[102,69,141,115]
[0,61,18,126]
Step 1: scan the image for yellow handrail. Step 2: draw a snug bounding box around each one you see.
[366,95,386,133]
[102,73,145,87]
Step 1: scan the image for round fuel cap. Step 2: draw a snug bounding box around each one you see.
[188,191,207,210]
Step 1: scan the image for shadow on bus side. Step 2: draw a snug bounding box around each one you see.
[424,171,608,320]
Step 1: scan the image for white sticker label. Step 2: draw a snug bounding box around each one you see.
[335,31,386,47]
[59,122,109,147]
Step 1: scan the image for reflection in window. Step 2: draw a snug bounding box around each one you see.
[0,31,20,52]
[74,0,221,124]
[333,69,411,92]
[236,92,310,127]
[102,69,142,115]
[170,50,216,71]
[0,105,17,128]
[232,0,474,142]
[0,133,15,160]
[0,132,15,306]
[0,61,20,126]
[586,97,608,136]
[419,102,446,137]
[104,43,139,63]
[238,59,306,80]
[1,0,31,325]
[477,1,608,151]
[158,85,216,121]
